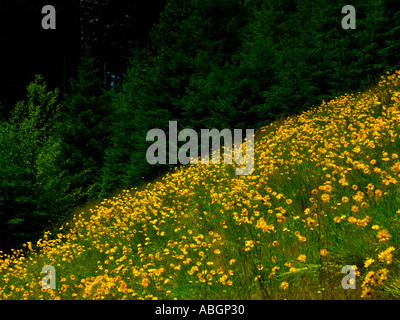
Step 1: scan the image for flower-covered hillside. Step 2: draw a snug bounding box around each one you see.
[2,70,400,300]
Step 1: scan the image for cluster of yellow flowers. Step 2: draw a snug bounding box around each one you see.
[1,70,400,299]
[361,269,389,298]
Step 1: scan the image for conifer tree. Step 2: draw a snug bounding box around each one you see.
[60,56,112,200]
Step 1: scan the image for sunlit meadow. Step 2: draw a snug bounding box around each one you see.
[2,70,400,300]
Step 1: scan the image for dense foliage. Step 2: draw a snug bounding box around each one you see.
[1,0,400,250]
[0,76,82,248]
[2,70,400,299]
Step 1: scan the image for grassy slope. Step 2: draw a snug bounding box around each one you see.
[2,71,400,300]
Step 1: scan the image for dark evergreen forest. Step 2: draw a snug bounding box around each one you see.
[1,0,400,250]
